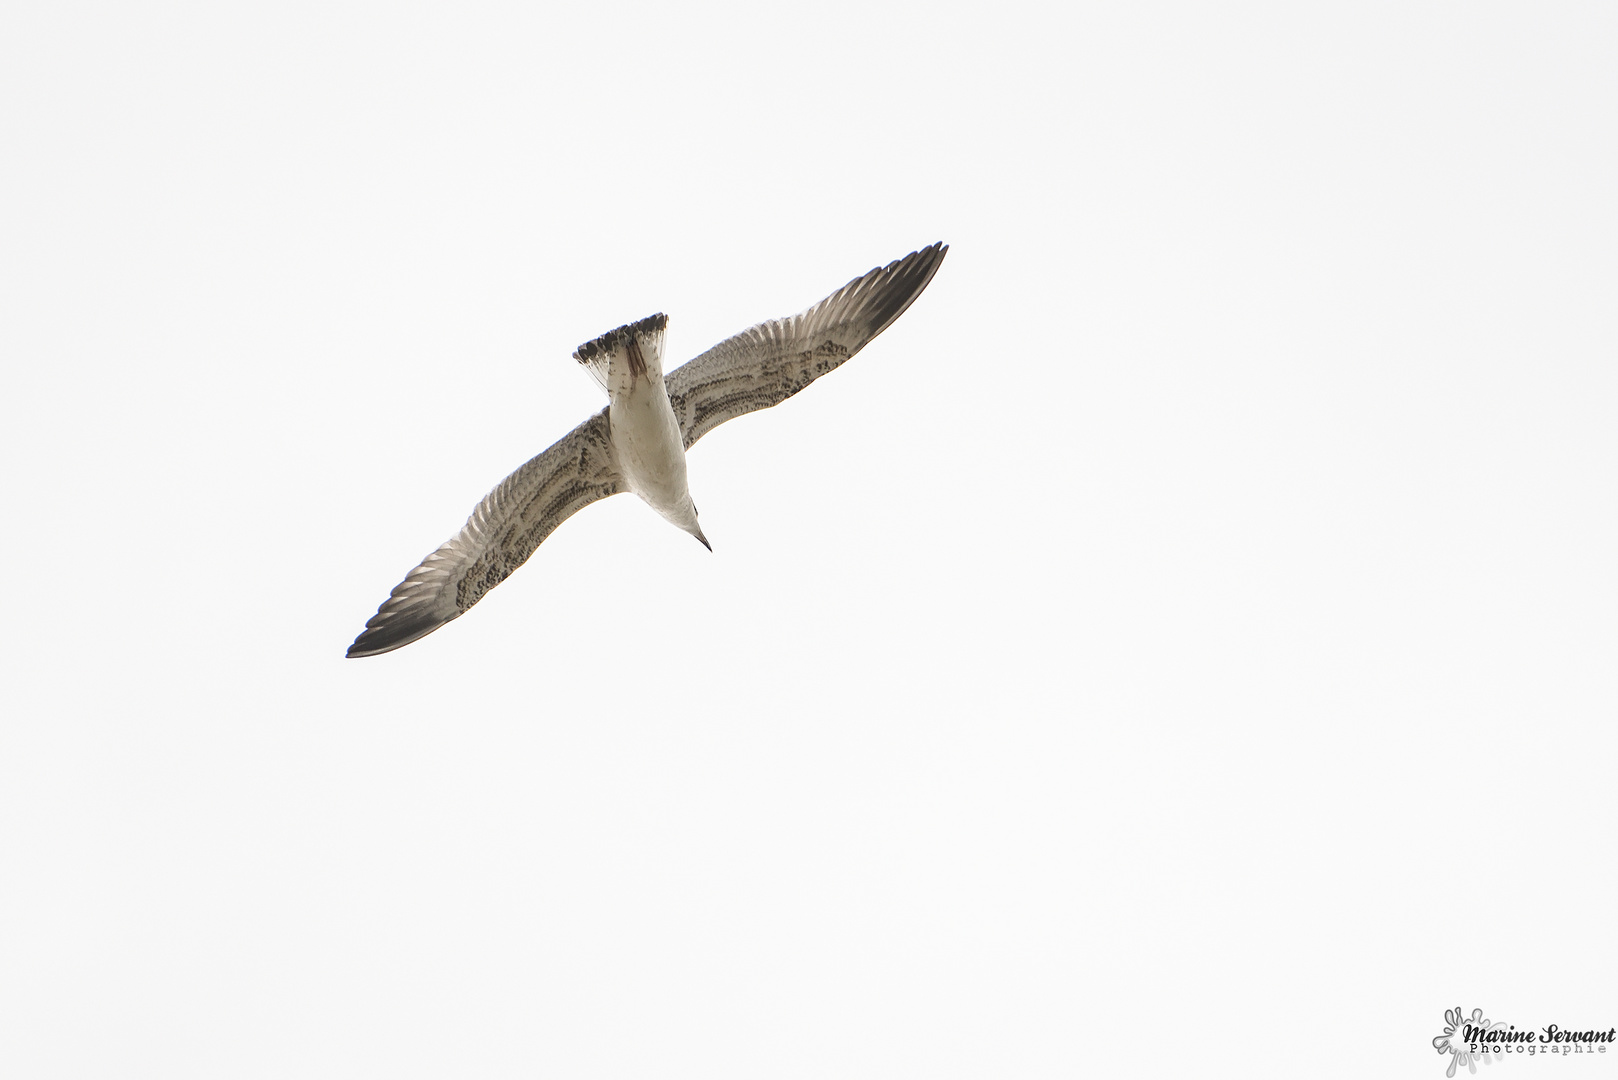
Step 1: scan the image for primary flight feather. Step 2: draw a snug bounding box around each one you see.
[347,242,948,658]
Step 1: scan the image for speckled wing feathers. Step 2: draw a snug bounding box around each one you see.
[347,409,622,658]
[664,243,947,450]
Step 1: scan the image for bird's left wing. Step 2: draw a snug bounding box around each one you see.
[347,408,622,658]
[662,243,947,451]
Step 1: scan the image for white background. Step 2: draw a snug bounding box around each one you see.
[2,2,1614,1077]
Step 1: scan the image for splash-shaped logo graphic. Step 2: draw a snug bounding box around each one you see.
[1433,1006,1500,1077]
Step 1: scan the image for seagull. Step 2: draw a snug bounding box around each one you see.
[347,242,948,657]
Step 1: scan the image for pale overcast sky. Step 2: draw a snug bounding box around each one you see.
[2,2,1614,1077]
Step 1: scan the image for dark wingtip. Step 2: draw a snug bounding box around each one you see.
[345,609,452,658]
[346,632,389,659]
[862,242,948,342]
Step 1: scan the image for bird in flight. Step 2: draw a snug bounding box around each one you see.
[347,242,948,657]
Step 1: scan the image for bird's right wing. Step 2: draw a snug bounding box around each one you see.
[347,408,622,658]
[663,243,947,450]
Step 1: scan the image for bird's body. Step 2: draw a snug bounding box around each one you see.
[588,314,707,547]
[348,243,947,657]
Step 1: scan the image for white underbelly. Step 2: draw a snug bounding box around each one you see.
[610,380,690,516]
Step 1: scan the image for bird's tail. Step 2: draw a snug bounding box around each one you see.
[573,313,668,396]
